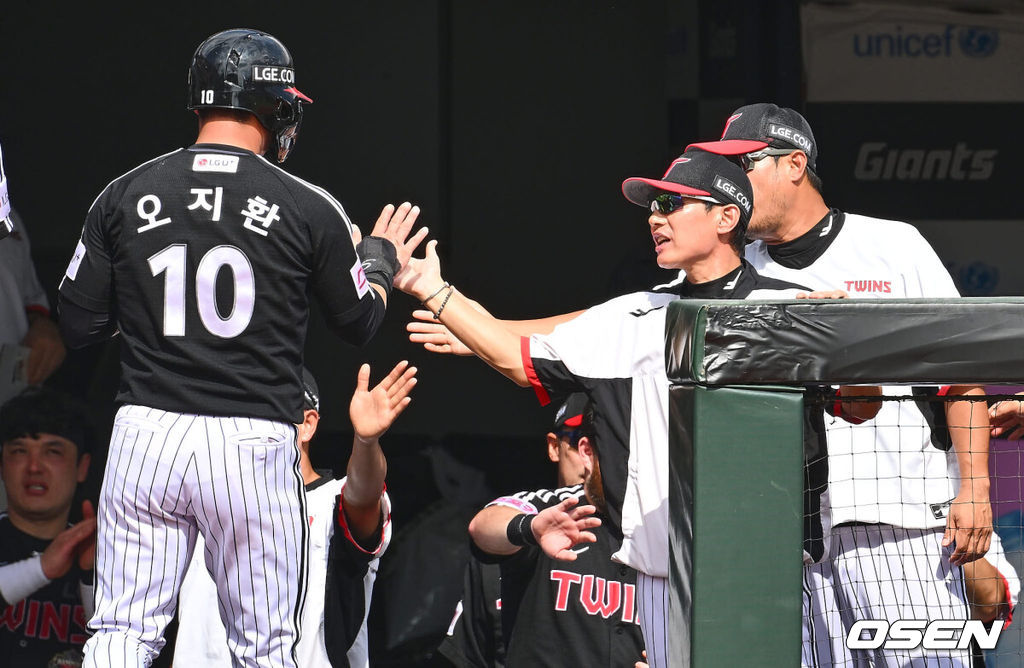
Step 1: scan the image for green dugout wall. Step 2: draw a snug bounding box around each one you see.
[663,298,1024,667]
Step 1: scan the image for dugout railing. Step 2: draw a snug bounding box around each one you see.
[665,298,1024,667]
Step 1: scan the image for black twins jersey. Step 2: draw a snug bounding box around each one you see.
[0,515,90,666]
[484,486,645,668]
[59,144,379,422]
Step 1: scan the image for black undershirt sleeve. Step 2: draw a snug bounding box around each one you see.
[57,296,117,349]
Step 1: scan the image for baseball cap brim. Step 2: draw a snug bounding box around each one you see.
[622,178,715,208]
[686,139,769,156]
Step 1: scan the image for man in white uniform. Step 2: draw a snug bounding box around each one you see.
[394,150,817,667]
[174,365,407,667]
[689,103,992,667]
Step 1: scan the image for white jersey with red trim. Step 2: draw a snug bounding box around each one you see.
[523,262,806,578]
[747,211,962,528]
[174,475,392,668]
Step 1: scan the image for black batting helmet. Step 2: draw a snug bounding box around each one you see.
[187,28,313,163]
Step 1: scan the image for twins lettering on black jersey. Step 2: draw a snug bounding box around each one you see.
[0,597,89,646]
[549,570,639,623]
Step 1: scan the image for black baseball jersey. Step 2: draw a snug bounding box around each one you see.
[522,261,809,577]
[0,515,91,666]
[479,485,645,668]
[436,559,505,668]
[59,144,382,422]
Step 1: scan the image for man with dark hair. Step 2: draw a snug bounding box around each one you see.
[56,28,426,668]
[466,397,646,667]
[396,149,818,667]
[175,363,413,668]
[689,102,991,667]
[0,387,96,667]
[437,393,595,668]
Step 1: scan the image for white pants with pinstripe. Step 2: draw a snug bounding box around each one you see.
[637,573,668,668]
[83,405,308,668]
[823,524,970,668]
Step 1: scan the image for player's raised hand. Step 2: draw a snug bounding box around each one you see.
[40,507,98,579]
[349,361,417,444]
[369,202,429,270]
[989,395,1024,439]
[394,239,444,301]
[531,496,601,561]
[944,491,992,566]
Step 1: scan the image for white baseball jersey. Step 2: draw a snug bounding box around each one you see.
[524,263,806,668]
[174,474,392,667]
[747,211,962,529]
[524,263,805,579]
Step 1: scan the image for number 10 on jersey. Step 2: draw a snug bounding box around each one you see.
[148,244,255,338]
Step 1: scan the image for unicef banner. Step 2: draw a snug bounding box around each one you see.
[801,2,1024,102]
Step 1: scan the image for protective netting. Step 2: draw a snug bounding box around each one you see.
[799,388,1023,667]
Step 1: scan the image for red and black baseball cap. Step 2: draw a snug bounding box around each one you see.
[687,103,818,172]
[553,393,588,431]
[621,148,753,226]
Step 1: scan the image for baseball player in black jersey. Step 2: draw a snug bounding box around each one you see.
[0,388,97,667]
[56,28,427,668]
[467,395,645,667]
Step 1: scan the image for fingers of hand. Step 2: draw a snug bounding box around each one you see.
[388,368,418,405]
[355,363,372,393]
[372,204,396,234]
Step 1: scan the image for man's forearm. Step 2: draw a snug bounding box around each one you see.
[946,385,991,497]
[419,287,529,386]
[343,436,387,542]
[468,505,525,556]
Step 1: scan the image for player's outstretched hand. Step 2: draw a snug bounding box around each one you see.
[394,239,444,302]
[943,491,992,566]
[795,289,848,300]
[989,394,1024,439]
[370,202,430,270]
[40,503,97,579]
[532,496,601,561]
[406,296,491,355]
[349,361,417,444]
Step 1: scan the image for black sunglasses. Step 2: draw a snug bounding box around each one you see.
[649,192,723,215]
[739,147,796,172]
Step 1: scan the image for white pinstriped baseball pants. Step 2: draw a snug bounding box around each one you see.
[636,573,668,668]
[83,405,308,668]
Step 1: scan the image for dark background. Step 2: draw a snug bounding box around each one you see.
[3,0,1019,664]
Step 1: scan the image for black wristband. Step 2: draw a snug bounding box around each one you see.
[356,236,399,297]
[506,513,539,547]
